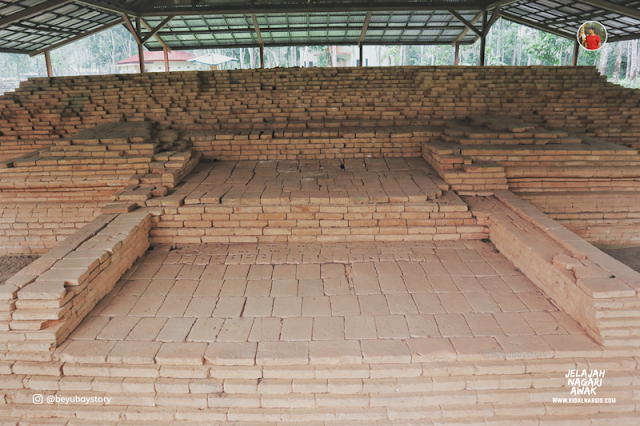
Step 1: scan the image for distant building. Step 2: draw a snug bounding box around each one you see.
[116,51,197,73]
[304,46,378,67]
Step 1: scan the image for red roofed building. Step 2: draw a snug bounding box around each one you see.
[116,50,197,74]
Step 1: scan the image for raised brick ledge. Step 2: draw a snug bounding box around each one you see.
[465,191,640,348]
[0,356,637,424]
[0,208,152,356]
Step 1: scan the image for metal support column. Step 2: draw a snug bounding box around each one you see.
[136,17,144,73]
[359,44,363,67]
[454,42,460,66]
[138,43,145,73]
[480,11,487,66]
[260,45,264,69]
[163,46,169,72]
[44,50,53,77]
[571,40,580,66]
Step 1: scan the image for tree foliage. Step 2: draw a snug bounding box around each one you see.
[1,18,639,94]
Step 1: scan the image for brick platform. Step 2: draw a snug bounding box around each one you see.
[0,67,639,423]
[146,158,487,245]
[422,116,640,194]
[1,67,638,248]
[58,239,593,363]
[0,122,200,202]
[1,238,639,424]
[0,188,639,424]
[467,191,640,347]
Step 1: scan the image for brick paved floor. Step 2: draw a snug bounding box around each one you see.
[182,157,445,205]
[63,240,595,366]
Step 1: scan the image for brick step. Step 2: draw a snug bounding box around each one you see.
[187,126,432,141]
[547,215,640,223]
[0,389,636,424]
[8,368,635,393]
[7,356,640,380]
[7,355,637,379]
[0,191,117,203]
[509,184,640,193]
[444,124,569,143]
[462,161,505,174]
[3,358,637,389]
[470,115,538,133]
[498,161,640,167]
[0,406,634,426]
[459,147,639,157]
[0,176,133,191]
[506,167,640,179]
[600,336,640,347]
[0,385,636,409]
[600,327,640,337]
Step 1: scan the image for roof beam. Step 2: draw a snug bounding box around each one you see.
[449,10,483,37]
[483,6,501,36]
[359,11,372,46]
[251,13,263,46]
[577,0,640,21]
[139,2,489,17]
[0,0,69,28]
[470,5,502,42]
[145,39,476,51]
[29,18,124,57]
[609,33,640,42]
[141,16,173,44]
[0,47,28,54]
[499,11,574,40]
[451,11,482,45]
[157,24,472,37]
[122,13,141,45]
[484,0,519,10]
[73,0,136,16]
[141,19,172,52]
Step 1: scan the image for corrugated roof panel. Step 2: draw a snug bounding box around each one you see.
[0,1,639,54]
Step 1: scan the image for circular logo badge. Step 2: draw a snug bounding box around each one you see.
[578,21,607,51]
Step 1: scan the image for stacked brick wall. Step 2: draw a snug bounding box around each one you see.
[519,192,640,246]
[0,202,105,255]
[1,67,639,163]
[0,209,151,354]
[466,191,640,347]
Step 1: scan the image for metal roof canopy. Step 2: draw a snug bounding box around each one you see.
[0,0,638,56]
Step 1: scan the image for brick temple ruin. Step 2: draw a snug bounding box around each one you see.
[0,65,638,424]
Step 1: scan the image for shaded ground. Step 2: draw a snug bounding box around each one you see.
[602,246,640,273]
[0,255,37,284]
